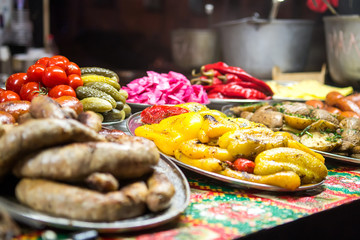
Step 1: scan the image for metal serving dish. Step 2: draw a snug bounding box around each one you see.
[0,155,190,233]
[126,112,325,192]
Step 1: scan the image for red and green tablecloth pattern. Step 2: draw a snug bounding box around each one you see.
[14,161,360,240]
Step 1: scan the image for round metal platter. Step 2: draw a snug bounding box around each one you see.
[0,156,190,233]
[126,112,325,192]
[313,150,360,164]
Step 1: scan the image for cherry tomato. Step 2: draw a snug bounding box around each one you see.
[47,55,70,70]
[54,96,83,114]
[0,88,4,93]
[66,62,81,76]
[68,74,83,90]
[48,85,76,98]
[5,73,28,94]
[232,158,255,173]
[42,66,68,88]
[0,90,21,103]
[27,64,46,83]
[35,57,50,66]
[20,82,44,101]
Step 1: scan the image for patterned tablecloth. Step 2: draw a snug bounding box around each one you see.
[14,161,360,240]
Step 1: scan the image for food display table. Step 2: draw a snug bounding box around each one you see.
[13,151,360,239]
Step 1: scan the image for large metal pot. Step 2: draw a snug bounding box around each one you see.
[216,16,314,79]
[171,28,218,71]
[323,15,360,86]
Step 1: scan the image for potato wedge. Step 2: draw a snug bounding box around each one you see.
[283,114,315,130]
[300,131,342,152]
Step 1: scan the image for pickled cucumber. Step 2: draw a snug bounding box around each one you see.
[115,101,124,111]
[85,82,124,102]
[102,109,126,122]
[76,86,117,108]
[123,103,131,117]
[119,89,128,99]
[82,75,121,90]
[81,97,113,113]
[81,67,119,82]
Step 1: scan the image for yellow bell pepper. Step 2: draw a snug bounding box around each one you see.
[178,139,235,162]
[254,147,328,184]
[174,149,224,172]
[220,168,301,190]
[218,128,287,160]
[175,102,209,112]
[135,112,204,156]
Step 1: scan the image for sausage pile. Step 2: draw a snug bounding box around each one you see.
[0,95,175,222]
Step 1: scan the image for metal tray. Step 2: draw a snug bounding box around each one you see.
[0,155,190,233]
[126,102,152,114]
[126,112,324,192]
[313,150,360,164]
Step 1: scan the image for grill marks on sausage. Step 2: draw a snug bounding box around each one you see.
[13,140,159,181]
[15,178,148,222]
[0,118,106,177]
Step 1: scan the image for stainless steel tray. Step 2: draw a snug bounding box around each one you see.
[0,155,190,233]
[313,150,360,164]
[126,112,324,192]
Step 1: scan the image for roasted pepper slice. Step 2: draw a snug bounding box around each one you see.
[135,112,203,156]
[254,147,328,184]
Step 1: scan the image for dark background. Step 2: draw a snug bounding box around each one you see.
[24,0,360,84]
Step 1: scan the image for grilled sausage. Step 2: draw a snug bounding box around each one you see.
[0,111,15,124]
[0,118,105,177]
[15,178,148,221]
[13,139,159,181]
[345,93,360,103]
[98,127,126,142]
[335,98,360,115]
[77,111,102,132]
[325,91,344,106]
[29,95,74,119]
[146,171,175,212]
[0,100,30,121]
[86,172,119,192]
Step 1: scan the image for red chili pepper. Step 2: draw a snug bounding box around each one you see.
[212,77,223,85]
[207,92,226,99]
[207,84,228,94]
[140,105,190,124]
[232,158,255,173]
[222,84,267,99]
[225,74,268,93]
[202,62,273,96]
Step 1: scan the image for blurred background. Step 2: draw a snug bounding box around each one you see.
[0,0,359,86]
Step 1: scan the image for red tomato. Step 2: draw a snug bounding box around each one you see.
[232,158,255,173]
[27,64,46,83]
[48,85,76,98]
[5,73,28,94]
[66,62,81,76]
[0,90,21,103]
[42,66,68,88]
[20,82,44,101]
[35,57,50,66]
[54,96,83,114]
[0,88,4,93]
[68,74,83,90]
[47,55,70,70]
